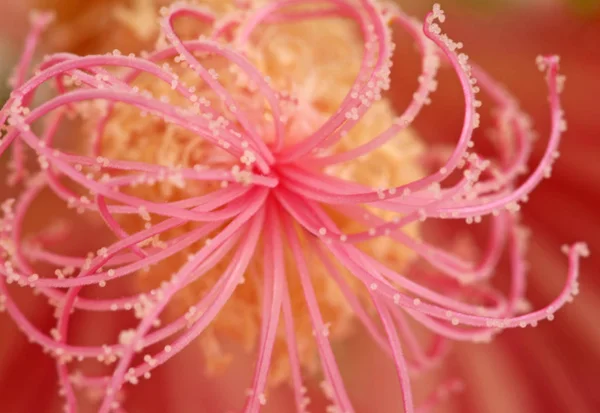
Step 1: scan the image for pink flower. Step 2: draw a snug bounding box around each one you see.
[0,1,589,412]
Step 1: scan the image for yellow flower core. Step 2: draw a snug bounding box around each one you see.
[75,0,425,385]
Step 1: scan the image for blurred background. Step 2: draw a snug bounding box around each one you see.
[0,0,598,412]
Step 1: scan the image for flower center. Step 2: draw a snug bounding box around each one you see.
[70,0,425,385]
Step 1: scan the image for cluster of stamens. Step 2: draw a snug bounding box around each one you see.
[0,2,588,413]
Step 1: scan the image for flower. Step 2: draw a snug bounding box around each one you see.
[0,1,589,413]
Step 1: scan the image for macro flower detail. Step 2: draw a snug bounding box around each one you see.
[0,1,589,413]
